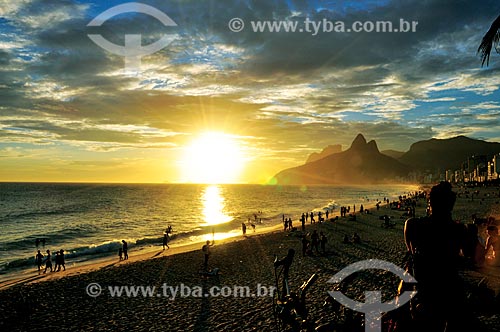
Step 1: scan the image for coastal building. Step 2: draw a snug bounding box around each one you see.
[488,154,500,181]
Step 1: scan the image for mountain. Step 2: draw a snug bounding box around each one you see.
[306,144,342,163]
[399,136,500,171]
[381,149,405,159]
[272,134,411,185]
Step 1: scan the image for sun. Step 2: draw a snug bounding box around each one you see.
[179,132,246,184]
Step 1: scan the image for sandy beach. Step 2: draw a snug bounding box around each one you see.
[1,184,500,332]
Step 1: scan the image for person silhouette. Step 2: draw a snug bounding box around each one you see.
[58,249,66,271]
[35,250,44,273]
[44,249,52,273]
[122,240,128,260]
[202,240,214,271]
[163,233,169,250]
[485,225,500,266]
[404,181,477,331]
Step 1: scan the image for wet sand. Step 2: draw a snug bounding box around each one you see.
[1,185,500,331]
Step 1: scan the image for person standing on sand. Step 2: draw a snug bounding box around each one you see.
[122,240,128,260]
[44,249,52,273]
[404,181,477,331]
[118,247,123,260]
[242,223,247,236]
[202,240,214,271]
[311,230,320,253]
[301,234,309,257]
[35,250,44,273]
[320,232,327,254]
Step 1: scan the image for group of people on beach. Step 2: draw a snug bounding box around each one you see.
[35,248,65,274]
[301,230,328,256]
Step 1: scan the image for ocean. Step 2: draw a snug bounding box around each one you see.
[0,182,419,277]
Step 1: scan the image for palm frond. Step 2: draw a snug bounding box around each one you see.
[478,14,500,67]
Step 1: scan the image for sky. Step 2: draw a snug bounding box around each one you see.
[1,0,500,183]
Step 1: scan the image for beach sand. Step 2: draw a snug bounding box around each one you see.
[1,185,500,331]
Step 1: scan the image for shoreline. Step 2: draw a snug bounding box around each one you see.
[4,184,499,331]
[0,186,402,291]
[0,183,418,287]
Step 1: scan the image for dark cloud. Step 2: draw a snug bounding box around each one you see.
[0,0,499,164]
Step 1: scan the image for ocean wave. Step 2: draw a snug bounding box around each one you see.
[0,228,209,273]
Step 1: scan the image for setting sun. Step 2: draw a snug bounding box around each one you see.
[179,132,246,184]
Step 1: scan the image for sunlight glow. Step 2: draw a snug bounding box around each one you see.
[180,132,246,184]
[201,185,232,226]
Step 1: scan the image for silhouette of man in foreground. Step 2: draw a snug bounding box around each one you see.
[404,181,477,331]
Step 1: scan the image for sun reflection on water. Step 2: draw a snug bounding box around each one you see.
[201,185,232,227]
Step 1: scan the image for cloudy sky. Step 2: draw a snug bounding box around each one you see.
[1,0,499,183]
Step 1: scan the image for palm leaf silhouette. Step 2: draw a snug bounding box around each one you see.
[478,14,500,67]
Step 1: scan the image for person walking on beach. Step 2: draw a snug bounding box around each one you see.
[35,250,44,273]
[163,232,170,250]
[53,251,60,272]
[242,222,247,236]
[58,249,66,271]
[122,240,128,260]
[202,240,214,271]
[118,247,123,260]
[44,249,52,273]
[404,181,478,331]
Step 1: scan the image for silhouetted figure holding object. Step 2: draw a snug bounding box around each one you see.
[163,233,169,250]
[404,181,477,331]
[274,248,295,297]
